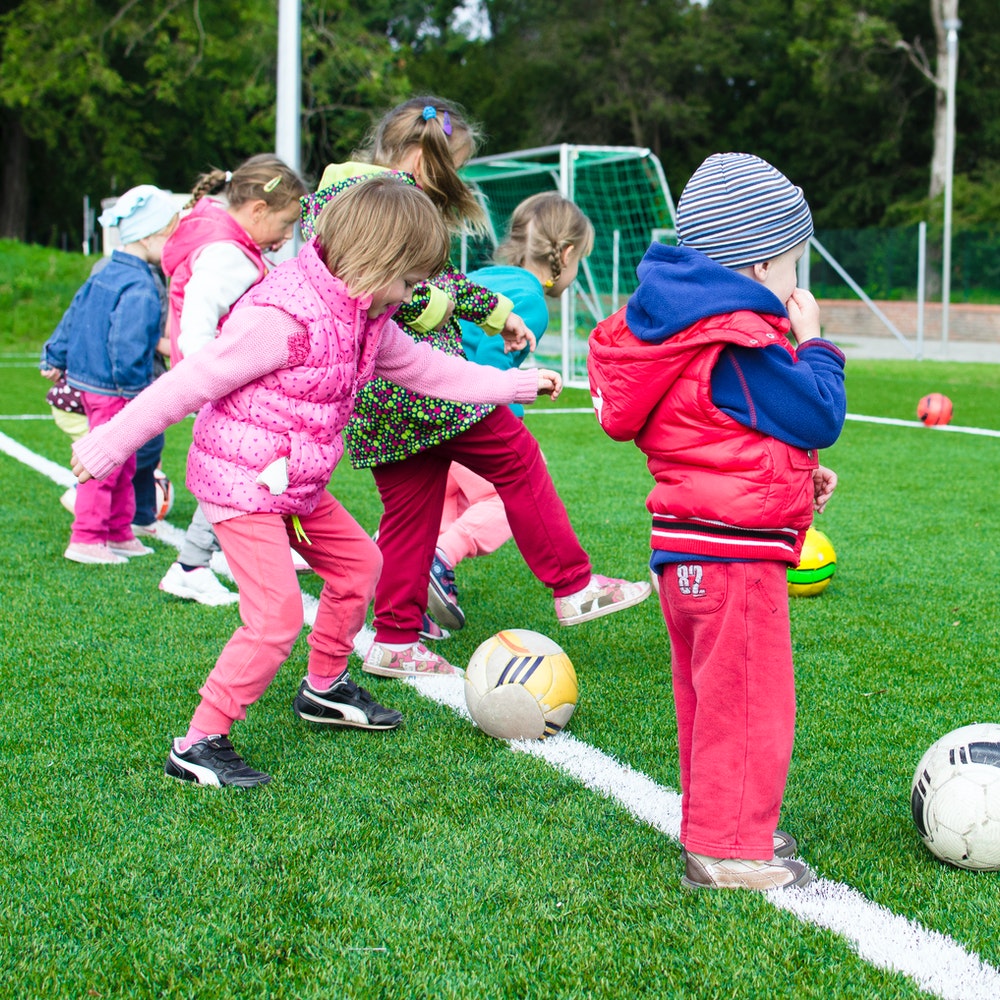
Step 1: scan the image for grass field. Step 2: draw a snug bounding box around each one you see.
[2,245,1000,998]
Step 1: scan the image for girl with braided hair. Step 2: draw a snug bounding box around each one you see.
[304,100,650,677]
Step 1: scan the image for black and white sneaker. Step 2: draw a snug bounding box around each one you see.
[164,735,271,788]
[293,675,403,730]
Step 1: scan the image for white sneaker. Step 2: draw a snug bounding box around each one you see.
[64,542,127,565]
[131,522,158,538]
[555,574,651,626]
[159,562,239,606]
[109,539,155,558]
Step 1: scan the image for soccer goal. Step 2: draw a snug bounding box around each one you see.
[459,144,677,388]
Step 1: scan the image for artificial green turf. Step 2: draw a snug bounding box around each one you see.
[3,348,1000,997]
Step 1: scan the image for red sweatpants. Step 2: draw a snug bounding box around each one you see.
[371,406,592,645]
[190,491,379,735]
[658,559,796,859]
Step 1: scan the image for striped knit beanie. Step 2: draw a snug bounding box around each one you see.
[675,153,813,269]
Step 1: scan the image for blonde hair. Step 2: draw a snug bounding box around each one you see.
[314,175,451,296]
[185,153,308,211]
[360,96,487,233]
[496,192,595,285]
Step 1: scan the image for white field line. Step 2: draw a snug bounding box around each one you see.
[3,417,1000,999]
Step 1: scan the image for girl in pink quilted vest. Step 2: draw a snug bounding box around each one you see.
[158,154,308,608]
[71,176,561,789]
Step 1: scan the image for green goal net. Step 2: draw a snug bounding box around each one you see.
[459,145,677,387]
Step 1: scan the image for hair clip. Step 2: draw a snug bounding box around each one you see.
[224,170,233,183]
[441,111,453,136]
[263,175,282,193]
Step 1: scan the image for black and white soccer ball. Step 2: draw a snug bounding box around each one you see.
[910,723,1000,871]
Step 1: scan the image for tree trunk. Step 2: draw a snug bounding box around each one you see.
[0,112,29,241]
[928,0,959,201]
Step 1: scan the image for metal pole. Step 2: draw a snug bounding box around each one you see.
[276,0,301,173]
[916,220,926,359]
[275,0,301,261]
[941,17,961,356]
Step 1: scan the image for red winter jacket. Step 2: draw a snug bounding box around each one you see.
[588,306,817,564]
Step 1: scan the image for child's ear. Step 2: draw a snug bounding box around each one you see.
[560,244,575,268]
[751,260,771,283]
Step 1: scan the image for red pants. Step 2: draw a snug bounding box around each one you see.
[72,393,136,544]
[658,560,796,859]
[191,491,379,735]
[371,406,592,644]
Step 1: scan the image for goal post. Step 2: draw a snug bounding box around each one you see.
[459,144,677,388]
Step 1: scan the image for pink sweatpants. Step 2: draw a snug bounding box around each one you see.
[190,491,379,736]
[72,392,136,545]
[436,462,513,568]
[371,406,592,645]
[657,559,796,859]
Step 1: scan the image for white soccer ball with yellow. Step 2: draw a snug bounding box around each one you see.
[464,629,578,740]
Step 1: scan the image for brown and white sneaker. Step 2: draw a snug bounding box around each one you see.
[681,852,814,891]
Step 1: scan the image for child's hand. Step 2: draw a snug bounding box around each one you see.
[536,369,562,399]
[812,464,837,513]
[501,312,537,354]
[71,453,93,484]
[787,288,822,345]
[40,366,63,384]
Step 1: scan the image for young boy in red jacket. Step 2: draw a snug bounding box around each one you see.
[588,152,846,891]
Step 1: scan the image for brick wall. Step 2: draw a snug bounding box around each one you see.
[819,299,1000,343]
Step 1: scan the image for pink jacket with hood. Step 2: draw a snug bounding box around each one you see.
[161,198,268,364]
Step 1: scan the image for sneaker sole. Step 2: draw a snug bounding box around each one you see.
[362,662,460,679]
[557,583,651,626]
[158,580,239,606]
[64,549,127,565]
[427,579,466,631]
[680,867,814,891]
[293,696,403,730]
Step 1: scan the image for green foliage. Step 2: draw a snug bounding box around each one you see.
[0,239,92,349]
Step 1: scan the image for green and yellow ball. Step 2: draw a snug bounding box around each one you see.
[787,526,837,598]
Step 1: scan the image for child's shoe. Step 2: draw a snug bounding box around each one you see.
[419,613,450,641]
[131,522,158,538]
[293,675,403,730]
[681,830,798,863]
[428,552,465,630]
[159,562,239,606]
[362,641,459,678]
[64,542,127,565]
[109,538,155,558]
[59,486,77,514]
[681,852,814,891]
[555,574,651,626]
[164,735,271,788]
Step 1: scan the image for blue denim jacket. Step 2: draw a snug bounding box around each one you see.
[41,250,164,398]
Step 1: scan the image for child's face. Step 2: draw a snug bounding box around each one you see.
[140,215,179,265]
[755,242,806,305]
[248,203,302,252]
[366,271,427,319]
